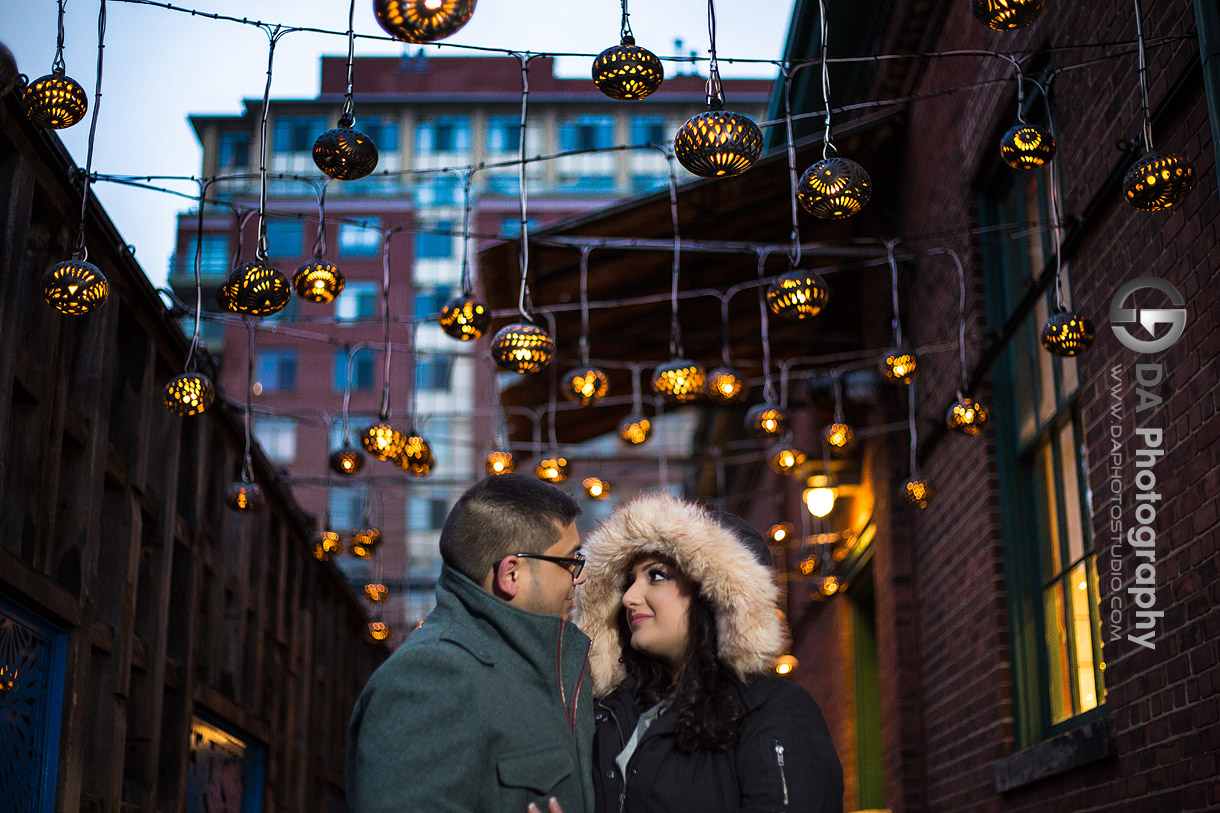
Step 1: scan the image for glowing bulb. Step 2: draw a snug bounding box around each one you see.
[804,486,836,518]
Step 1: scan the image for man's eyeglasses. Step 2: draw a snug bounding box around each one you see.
[512,551,585,579]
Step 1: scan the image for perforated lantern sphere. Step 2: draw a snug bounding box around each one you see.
[592,38,664,100]
[227,261,291,316]
[164,372,215,417]
[216,280,237,312]
[880,348,919,384]
[1123,152,1196,211]
[1040,311,1096,357]
[971,0,1046,30]
[313,126,379,181]
[311,530,343,561]
[361,421,408,461]
[768,443,807,476]
[822,422,857,456]
[903,477,934,509]
[353,528,383,549]
[373,0,476,43]
[43,259,108,315]
[396,434,435,477]
[618,414,652,445]
[329,444,366,476]
[651,359,706,403]
[705,367,749,404]
[225,481,265,512]
[491,322,554,374]
[365,621,392,643]
[767,522,794,544]
[293,260,345,303]
[583,477,611,500]
[364,583,389,603]
[536,456,570,484]
[797,157,872,220]
[24,73,88,129]
[562,367,610,406]
[767,270,830,321]
[485,449,515,475]
[0,42,18,96]
[946,396,990,435]
[1000,124,1056,171]
[439,296,490,341]
[746,403,790,439]
[674,110,764,178]
[349,540,373,559]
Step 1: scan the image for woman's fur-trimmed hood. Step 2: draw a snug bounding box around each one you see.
[574,492,788,696]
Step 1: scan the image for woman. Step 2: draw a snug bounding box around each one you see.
[573,492,844,813]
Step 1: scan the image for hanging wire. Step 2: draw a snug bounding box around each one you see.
[242,319,256,483]
[378,227,401,420]
[817,0,835,158]
[1028,75,1068,312]
[756,249,778,403]
[341,344,355,446]
[630,362,644,413]
[339,0,357,126]
[254,26,290,262]
[72,0,108,260]
[579,246,593,366]
[886,239,903,346]
[311,179,331,259]
[458,168,475,295]
[719,295,734,367]
[1132,0,1154,153]
[907,379,918,475]
[513,53,539,321]
[619,0,633,41]
[185,177,213,371]
[52,0,68,74]
[405,322,419,429]
[781,65,802,269]
[927,248,969,394]
[704,0,724,108]
[1004,54,1029,124]
[666,149,683,358]
[831,369,846,423]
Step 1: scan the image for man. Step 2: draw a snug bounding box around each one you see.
[347,474,592,813]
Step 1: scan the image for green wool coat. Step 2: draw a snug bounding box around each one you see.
[347,566,595,813]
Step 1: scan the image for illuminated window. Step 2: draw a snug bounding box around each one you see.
[335,281,379,322]
[338,218,382,258]
[256,349,297,393]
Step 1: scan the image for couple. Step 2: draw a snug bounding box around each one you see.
[347,474,843,813]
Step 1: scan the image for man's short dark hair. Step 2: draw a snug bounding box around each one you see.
[439,474,581,582]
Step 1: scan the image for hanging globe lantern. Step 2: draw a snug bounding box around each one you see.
[880,348,919,384]
[164,372,215,416]
[767,522,794,544]
[349,539,373,559]
[651,359,706,403]
[674,109,764,178]
[774,653,799,676]
[902,477,934,509]
[583,477,611,500]
[822,422,856,456]
[361,421,407,461]
[946,395,990,435]
[491,322,554,374]
[767,270,830,320]
[1041,311,1096,357]
[312,121,379,181]
[485,449,515,475]
[746,403,790,438]
[439,295,490,341]
[999,124,1056,170]
[329,442,366,476]
[364,583,389,603]
[373,0,476,43]
[353,528,383,549]
[225,481,264,512]
[797,157,872,219]
[619,414,652,445]
[1122,152,1196,211]
[292,260,345,303]
[705,366,749,404]
[562,367,610,406]
[42,259,108,315]
[396,433,435,477]
[592,37,664,100]
[971,0,1046,30]
[312,530,343,561]
[227,261,291,316]
[536,455,570,483]
[216,280,237,312]
[24,72,88,129]
[813,574,840,598]
[0,42,19,96]
[365,620,392,643]
[768,442,806,476]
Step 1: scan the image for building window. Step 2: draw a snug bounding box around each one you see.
[630,115,667,145]
[335,281,379,322]
[256,348,298,393]
[417,116,471,153]
[499,217,539,238]
[329,486,364,531]
[273,115,327,153]
[361,115,399,154]
[486,115,519,153]
[217,131,250,170]
[334,348,376,391]
[265,219,303,258]
[176,233,230,279]
[408,495,450,532]
[416,354,454,391]
[415,221,455,260]
[560,115,614,151]
[252,415,297,465]
[414,174,460,207]
[414,286,453,319]
[981,160,1104,746]
[338,218,382,258]
[185,716,265,813]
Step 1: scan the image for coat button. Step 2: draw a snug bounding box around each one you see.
[605,769,616,779]
[595,713,606,722]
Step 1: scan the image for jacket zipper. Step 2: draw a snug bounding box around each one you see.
[775,739,789,807]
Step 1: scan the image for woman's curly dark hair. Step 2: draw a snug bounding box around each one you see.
[617,579,746,754]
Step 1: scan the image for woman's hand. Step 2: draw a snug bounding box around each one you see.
[526,799,563,813]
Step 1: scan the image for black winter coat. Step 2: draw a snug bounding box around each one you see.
[591,676,844,813]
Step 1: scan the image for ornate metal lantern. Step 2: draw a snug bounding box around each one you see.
[225,481,264,512]
[0,42,19,96]
[164,372,215,416]
[822,422,856,456]
[312,530,343,561]
[618,414,652,445]
[705,367,748,404]
[902,477,933,509]
[365,621,392,643]
[361,421,407,461]
[24,72,88,129]
[767,270,830,321]
[562,367,610,406]
[797,157,872,220]
[583,477,611,499]
[592,37,664,100]
[1041,311,1096,356]
[746,403,790,438]
[396,433,435,477]
[439,295,490,341]
[491,322,554,374]
[946,395,990,435]
[329,442,366,476]
[1122,152,1196,211]
[485,449,515,475]
[880,348,919,384]
[536,455,570,484]
[312,121,379,180]
[999,124,1056,170]
[373,0,476,43]
[674,109,764,178]
[226,261,291,317]
[42,259,108,315]
[970,0,1045,30]
[364,583,389,603]
[767,522,794,544]
[216,280,237,311]
[768,442,806,476]
[293,260,345,303]
[651,359,706,403]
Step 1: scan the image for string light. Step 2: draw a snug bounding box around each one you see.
[903,477,933,509]
[746,402,790,438]
[651,359,706,403]
[822,422,856,456]
[583,477,611,499]
[971,0,1045,31]
[225,481,265,512]
[396,432,436,477]
[365,620,392,643]
[43,260,109,315]
[24,73,89,129]
[373,0,477,43]
[705,367,748,404]
[485,449,515,474]
[767,523,793,544]
[439,295,490,341]
[225,261,291,316]
[353,528,383,549]
[774,654,799,676]
[562,367,610,406]
[293,260,345,303]
[766,269,830,320]
[361,421,407,461]
[536,455,570,483]
[618,414,652,445]
[1040,310,1096,356]
[797,158,872,219]
[329,442,366,475]
[880,348,918,383]
[593,2,663,100]
[1123,152,1195,211]
[313,123,378,181]
[364,583,389,603]
[1000,124,1056,170]
[491,322,555,373]
[312,530,343,560]
[163,372,215,416]
[946,394,990,435]
[767,441,806,476]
